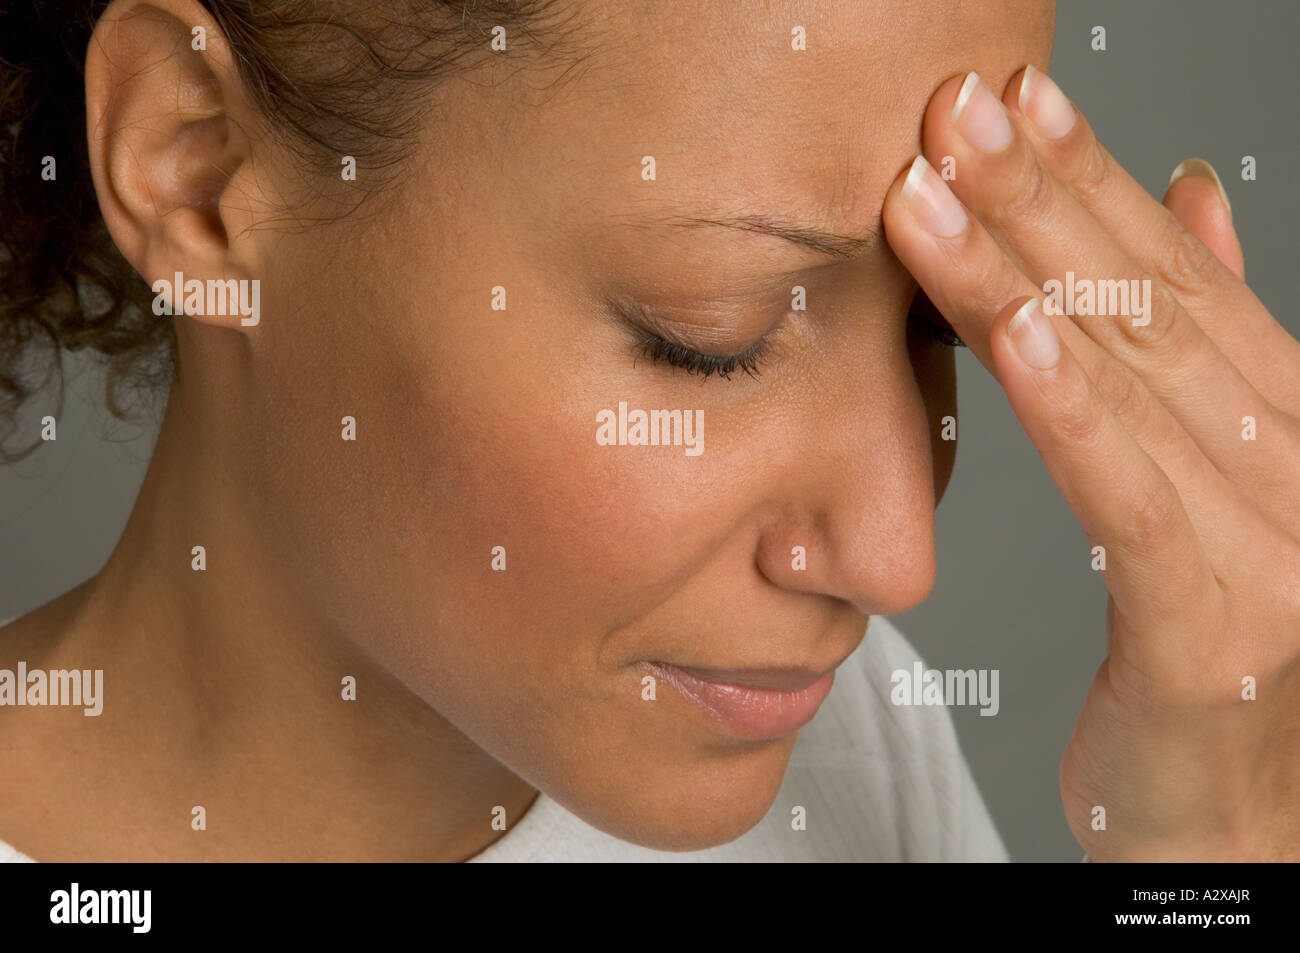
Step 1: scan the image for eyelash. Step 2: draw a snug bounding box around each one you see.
[632,311,965,379]
[909,312,967,349]
[633,330,771,379]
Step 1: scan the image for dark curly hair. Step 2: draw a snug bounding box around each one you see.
[0,0,583,459]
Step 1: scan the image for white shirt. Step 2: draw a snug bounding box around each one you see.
[0,615,1008,862]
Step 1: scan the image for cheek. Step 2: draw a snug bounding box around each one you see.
[264,264,730,682]
[285,276,800,837]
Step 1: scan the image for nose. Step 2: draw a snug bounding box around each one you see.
[752,337,942,616]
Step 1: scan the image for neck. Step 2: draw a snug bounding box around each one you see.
[65,382,535,860]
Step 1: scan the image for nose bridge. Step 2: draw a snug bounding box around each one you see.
[754,346,939,615]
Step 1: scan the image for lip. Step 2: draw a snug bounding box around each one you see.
[649,661,837,740]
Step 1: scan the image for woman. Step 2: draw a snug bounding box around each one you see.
[1,0,1297,862]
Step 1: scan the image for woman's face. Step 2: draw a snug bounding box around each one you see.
[227,0,1052,848]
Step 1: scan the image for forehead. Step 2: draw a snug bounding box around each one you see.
[400,0,1050,282]
[581,1,1050,228]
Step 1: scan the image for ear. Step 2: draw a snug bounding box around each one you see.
[85,0,265,330]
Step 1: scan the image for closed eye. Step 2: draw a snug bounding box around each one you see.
[631,330,771,379]
[636,310,963,381]
[617,289,965,383]
[607,294,777,379]
[908,289,966,348]
[908,312,966,348]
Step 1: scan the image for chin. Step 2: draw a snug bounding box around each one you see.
[556,734,798,852]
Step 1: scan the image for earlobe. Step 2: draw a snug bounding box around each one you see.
[85,0,259,331]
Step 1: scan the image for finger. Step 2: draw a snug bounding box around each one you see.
[883,154,1036,373]
[1007,67,1300,412]
[882,157,1264,568]
[921,70,1297,492]
[1162,160,1244,280]
[992,296,1221,644]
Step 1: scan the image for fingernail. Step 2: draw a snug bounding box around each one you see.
[900,155,968,238]
[1017,65,1077,140]
[952,71,1013,153]
[1169,157,1231,215]
[1007,298,1060,369]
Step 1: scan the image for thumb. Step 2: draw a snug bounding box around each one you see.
[1162,158,1244,279]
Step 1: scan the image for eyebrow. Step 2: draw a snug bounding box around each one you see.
[647,213,881,260]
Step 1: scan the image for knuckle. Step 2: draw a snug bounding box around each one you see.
[1104,652,1166,713]
[996,155,1057,228]
[1091,359,1150,432]
[1160,222,1223,299]
[1118,274,1181,350]
[1126,479,1182,548]
[963,252,1024,316]
[1051,386,1107,447]
[1066,136,1112,206]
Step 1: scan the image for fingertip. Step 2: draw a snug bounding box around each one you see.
[1002,65,1035,118]
[1163,166,1245,279]
[918,71,984,161]
[1169,158,1231,214]
[1003,296,1061,371]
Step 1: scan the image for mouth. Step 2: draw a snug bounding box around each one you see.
[647,660,839,741]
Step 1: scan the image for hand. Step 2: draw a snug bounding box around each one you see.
[882,67,1300,861]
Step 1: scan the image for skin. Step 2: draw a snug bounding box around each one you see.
[2,0,1296,861]
[1,0,1025,861]
[886,68,1300,860]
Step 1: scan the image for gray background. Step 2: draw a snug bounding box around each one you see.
[1,1,1296,861]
